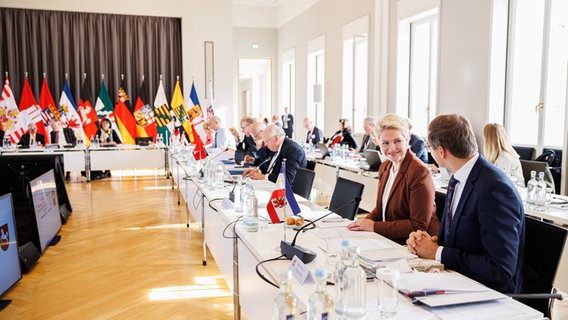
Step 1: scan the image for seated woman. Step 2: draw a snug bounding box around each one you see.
[347,113,439,244]
[327,118,358,150]
[92,118,121,179]
[483,123,524,186]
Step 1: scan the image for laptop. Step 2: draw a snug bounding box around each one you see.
[362,149,382,171]
[317,143,330,159]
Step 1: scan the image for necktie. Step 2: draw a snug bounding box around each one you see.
[444,175,459,240]
[306,130,311,143]
[54,133,59,144]
[213,132,218,148]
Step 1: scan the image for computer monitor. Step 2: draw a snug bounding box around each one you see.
[316,143,330,159]
[362,149,382,171]
[28,170,62,253]
[0,193,22,311]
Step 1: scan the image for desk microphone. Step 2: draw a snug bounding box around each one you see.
[280,197,361,264]
[229,156,272,202]
[199,147,229,178]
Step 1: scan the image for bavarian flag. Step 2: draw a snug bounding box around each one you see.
[266,163,301,223]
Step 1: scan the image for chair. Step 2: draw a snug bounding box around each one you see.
[513,145,536,160]
[520,160,555,192]
[328,177,364,220]
[509,216,567,317]
[434,191,446,222]
[292,167,315,200]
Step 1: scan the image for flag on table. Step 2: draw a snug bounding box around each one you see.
[114,77,138,144]
[153,78,173,145]
[133,77,157,140]
[191,124,207,161]
[94,78,121,141]
[170,79,194,143]
[19,77,49,144]
[59,79,86,144]
[39,77,59,128]
[0,76,26,143]
[188,81,207,142]
[266,164,301,223]
[78,76,99,142]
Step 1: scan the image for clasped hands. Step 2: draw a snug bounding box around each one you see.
[406,230,439,260]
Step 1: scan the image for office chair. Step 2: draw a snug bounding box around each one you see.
[434,191,446,222]
[520,160,555,192]
[513,146,536,161]
[508,216,567,317]
[328,177,364,220]
[292,167,315,200]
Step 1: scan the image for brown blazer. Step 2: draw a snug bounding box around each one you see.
[364,149,439,244]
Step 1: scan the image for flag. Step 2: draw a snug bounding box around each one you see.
[266,165,301,223]
[114,78,137,144]
[0,76,26,143]
[153,79,173,145]
[78,77,99,142]
[188,81,207,141]
[94,79,121,141]
[38,77,59,127]
[191,124,207,161]
[205,80,215,119]
[170,80,194,143]
[133,78,157,140]
[19,77,49,143]
[59,79,86,143]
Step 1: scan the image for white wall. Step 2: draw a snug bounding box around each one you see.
[0,0,235,125]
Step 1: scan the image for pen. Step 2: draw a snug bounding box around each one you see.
[406,290,445,298]
[322,218,344,223]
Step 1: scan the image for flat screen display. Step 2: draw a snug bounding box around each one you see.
[29,170,62,253]
[0,193,22,297]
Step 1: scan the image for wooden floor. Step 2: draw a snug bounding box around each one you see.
[1,175,236,320]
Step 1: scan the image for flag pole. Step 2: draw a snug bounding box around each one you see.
[282,158,287,242]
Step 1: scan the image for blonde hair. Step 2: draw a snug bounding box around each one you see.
[376,113,410,139]
[483,123,519,163]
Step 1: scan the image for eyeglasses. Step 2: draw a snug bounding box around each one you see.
[425,144,435,151]
[381,139,405,147]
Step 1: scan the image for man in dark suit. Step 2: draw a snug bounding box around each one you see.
[0,128,5,145]
[359,116,379,152]
[243,124,306,187]
[407,114,524,294]
[281,107,294,138]
[407,118,428,163]
[302,117,323,145]
[50,119,77,146]
[18,122,45,148]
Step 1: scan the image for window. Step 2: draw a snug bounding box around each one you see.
[281,49,295,117]
[506,0,568,148]
[342,15,369,133]
[307,35,325,132]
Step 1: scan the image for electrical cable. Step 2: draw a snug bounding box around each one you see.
[255,254,288,289]
[222,216,243,239]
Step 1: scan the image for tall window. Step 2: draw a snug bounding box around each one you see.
[506,0,568,149]
[281,49,295,116]
[397,11,438,137]
[342,15,369,133]
[307,35,325,132]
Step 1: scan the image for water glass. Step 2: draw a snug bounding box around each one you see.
[325,237,341,276]
[377,268,400,318]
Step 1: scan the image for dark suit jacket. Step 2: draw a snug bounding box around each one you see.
[50,128,77,146]
[96,128,122,144]
[438,155,524,293]
[18,132,45,148]
[328,130,359,150]
[253,146,273,172]
[282,114,294,137]
[263,138,307,186]
[0,129,4,144]
[365,150,439,244]
[306,126,324,145]
[236,135,258,155]
[409,134,428,163]
[359,134,379,152]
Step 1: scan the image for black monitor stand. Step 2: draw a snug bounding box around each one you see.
[0,299,12,311]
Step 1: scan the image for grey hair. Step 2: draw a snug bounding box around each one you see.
[364,116,376,125]
[265,124,285,138]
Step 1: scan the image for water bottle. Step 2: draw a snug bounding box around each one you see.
[307,269,334,320]
[334,239,352,315]
[243,185,258,232]
[534,172,547,211]
[341,246,366,319]
[272,270,298,320]
[526,170,537,210]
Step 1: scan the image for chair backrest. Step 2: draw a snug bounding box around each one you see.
[328,177,364,220]
[434,191,446,223]
[520,216,567,316]
[520,160,555,191]
[291,167,315,200]
[513,145,536,160]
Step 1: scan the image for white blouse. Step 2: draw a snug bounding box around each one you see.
[494,152,525,187]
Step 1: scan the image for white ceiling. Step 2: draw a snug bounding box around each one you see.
[233,0,319,28]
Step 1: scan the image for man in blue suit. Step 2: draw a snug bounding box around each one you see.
[303,117,323,145]
[407,114,524,294]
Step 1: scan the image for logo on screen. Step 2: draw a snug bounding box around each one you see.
[0,223,10,252]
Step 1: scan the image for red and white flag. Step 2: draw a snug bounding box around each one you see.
[266,165,301,223]
[19,77,49,144]
[0,76,26,143]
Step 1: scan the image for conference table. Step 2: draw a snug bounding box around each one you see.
[170,151,544,320]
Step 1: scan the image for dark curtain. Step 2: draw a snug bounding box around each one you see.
[0,8,182,111]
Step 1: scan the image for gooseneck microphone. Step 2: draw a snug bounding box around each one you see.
[229,156,272,202]
[280,197,361,264]
[243,156,272,178]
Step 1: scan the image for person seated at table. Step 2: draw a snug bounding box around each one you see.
[407,118,428,163]
[50,119,77,146]
[242,124,306,186]
[483,123,524,187]
[207,116,236,151]
[97,118,121,146]
[0,128,5,145]
[327,118,358,150]
[347,113,439,245]
[234,116,258,162]
[359,116,380,152]
[18,122,45,148]
[202,120,214,145]
[243,122,272,170]
[303,116,323,145]
[407,114,524,293]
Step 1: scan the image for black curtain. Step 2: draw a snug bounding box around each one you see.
[0,8,182,111]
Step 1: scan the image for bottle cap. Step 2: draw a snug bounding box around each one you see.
[341,239,352,247]
[314,268,328,280]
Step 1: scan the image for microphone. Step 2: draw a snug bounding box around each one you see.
[243,156,272,178]
[280,197,361,264]
[229,156,272,202]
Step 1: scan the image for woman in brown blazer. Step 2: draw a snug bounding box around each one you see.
[347,113,439,244]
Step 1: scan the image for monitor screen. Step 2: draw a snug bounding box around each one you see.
[29,170,62,253]
[0,193,22,298]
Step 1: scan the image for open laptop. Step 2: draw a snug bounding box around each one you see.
[362,149,382,171]
[316,143,330,159]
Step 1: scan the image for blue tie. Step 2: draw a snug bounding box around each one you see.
[444,175,459,240]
